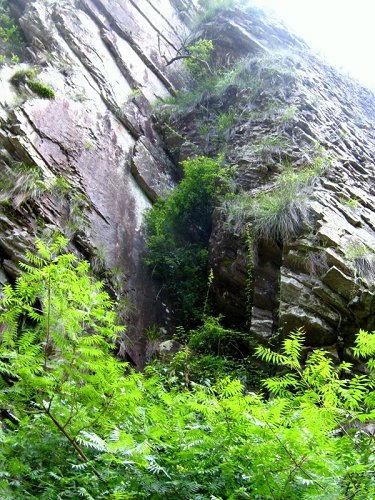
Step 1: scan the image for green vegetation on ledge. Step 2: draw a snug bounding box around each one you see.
[11,68,55,99]
[224,154,328,241]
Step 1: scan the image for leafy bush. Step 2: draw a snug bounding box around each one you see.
[183,38,213,79]
[0,244,374,498]
[189,314,247,356]
[0,0,25,64]
[144,155,229,321]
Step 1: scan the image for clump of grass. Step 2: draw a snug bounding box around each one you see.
[238,136,291,162]
[216,110,236,137]
[224,160,324,241]
[157,56,252,118]
[339,196,359,209]
[280,105,297,123]
[346,242,375,282]
[10,68,37,85]
[197,0,240,21]
[27,79,55,99]
[49,175,72,197]
[0,163,46,208]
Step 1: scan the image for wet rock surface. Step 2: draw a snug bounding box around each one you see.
[0,0,191,366]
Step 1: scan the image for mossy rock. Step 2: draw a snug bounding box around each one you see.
[10,68,55,99]
[27,79,55,99]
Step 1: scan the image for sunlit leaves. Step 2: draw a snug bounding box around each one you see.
[0,240,374,498]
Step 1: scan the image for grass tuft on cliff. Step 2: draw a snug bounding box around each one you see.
[224,157,327,241]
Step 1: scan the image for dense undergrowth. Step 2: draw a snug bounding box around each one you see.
[0,238,374,498]
[144,155,230,323]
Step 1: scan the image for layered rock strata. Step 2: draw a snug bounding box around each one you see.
[0,0,196,366]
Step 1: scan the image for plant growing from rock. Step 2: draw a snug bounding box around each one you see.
[0,0,25,65]
[216,109,236,139]
[144,155,229,322]
[346,241,375,283]
[11,67,55,99]
[0,162,46,208]
[182,38,214,78]
[224,157,326,241]
[197,0,242,21]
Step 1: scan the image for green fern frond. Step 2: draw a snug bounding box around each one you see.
[255,345,290,367]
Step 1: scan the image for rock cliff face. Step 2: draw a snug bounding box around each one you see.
[1,1,374,365]
[159,7,375,359]
[0,0,196,366]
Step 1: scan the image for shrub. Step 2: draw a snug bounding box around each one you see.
[145,155,229,321]
[189,314,248,356]
[0,0,25,64]
[183,38,213,79]
[0,245,374,498]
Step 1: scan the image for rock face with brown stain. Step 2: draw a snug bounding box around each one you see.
[0,2,374,365]
[0,0,197,366]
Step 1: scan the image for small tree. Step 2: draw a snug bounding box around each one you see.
[0,236,126,478]
[144,155,228,322]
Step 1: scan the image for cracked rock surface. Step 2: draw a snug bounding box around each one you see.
[159,6,375,358]
[0,0,194,366]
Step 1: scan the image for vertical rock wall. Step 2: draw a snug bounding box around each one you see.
[159,6,375,359]
[0,0,197,366]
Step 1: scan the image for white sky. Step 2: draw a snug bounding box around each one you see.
[249,0,375,92]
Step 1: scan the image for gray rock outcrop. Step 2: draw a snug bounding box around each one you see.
[0,0,195,366]
[159,6,375,358]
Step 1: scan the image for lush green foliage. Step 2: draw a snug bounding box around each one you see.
[0,0,25,65]
[0,247,374,498]
[183,39,213,79]
[144,156,228,322]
